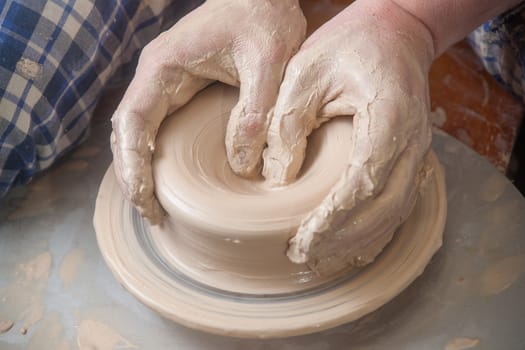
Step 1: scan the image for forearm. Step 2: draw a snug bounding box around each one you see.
[390,0,523,57]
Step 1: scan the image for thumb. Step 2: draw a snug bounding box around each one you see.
[262,66,326,185]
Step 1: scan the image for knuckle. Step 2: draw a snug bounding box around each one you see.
[140,38,163,64]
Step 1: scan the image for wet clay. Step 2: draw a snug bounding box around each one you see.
[77,319,135,350]
[445,337,480,350]
[480,254,525,296]
[151,84,356,292]
[26,312,70,350]
[0,251,52,333]
[59,248,85,288]
[94,84,447,337]
[478,173,507,202]
[18,252,52,283]
[150,84,434,287]
[0,319,14,334]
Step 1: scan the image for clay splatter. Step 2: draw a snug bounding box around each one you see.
[77,319,136,350]
[59,248,85,287]
[0,252,53,333]
[480,255,525,296]
[478,174,507,202]
[19,252,52,283]
[0,319,14,334]
[431,107,447,128]
[26,312,71,350]
[16,58,43,80]
[445,337,480,350]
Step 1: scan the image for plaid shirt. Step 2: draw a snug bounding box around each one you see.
[0,1,524,199]
[468,2,525,103]
[0,0,202,197]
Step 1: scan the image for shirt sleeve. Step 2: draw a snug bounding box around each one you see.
[468,2,525,103]
[0,0,204,198]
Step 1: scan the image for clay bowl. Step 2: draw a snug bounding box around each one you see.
[152,84,358,295]
[94,83,446,337]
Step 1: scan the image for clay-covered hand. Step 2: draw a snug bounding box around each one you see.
[262,0,435,273]
[111,0,306,223]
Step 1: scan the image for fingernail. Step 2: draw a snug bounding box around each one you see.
[229,146,260,178]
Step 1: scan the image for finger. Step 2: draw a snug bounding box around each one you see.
[111,41,211,224]
[225,60,284,177]
[337,94,430,209]
[309,95,424,226]
[225,20,307,177]
[262,59,331,185]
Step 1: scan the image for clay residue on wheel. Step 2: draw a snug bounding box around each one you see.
[0,251,52,334]
[77,319,136,350]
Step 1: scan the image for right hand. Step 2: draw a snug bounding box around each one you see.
[111,0,306,224]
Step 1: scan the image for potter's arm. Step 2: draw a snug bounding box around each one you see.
[391,0,523,57]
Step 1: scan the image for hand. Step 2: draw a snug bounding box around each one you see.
[111,0,306,223]
[262,0,435,274]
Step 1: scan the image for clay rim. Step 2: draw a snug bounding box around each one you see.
[93,151,446,339]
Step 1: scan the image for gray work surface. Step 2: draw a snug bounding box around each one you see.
[1,113,524,349]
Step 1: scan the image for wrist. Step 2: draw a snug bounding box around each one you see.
[338,0,435,62]
[389,0,523,56]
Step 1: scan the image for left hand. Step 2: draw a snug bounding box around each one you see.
[110,0,306,224]
[262,0,435,274]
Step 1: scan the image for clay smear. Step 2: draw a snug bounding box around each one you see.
[59,248,85,288]
[16,57,43,80]
[0,319,14,334]
[431,106,447,128]
[18,252,52,283]
[26,312,71,350]
[478,174,507,202]
[77,319,136,350]
[480,254,525,296]
[445,337,480,350]
[0,251,52,333]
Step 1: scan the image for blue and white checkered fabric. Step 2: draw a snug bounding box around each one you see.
[469,2,525,102]
[0,0,202,198]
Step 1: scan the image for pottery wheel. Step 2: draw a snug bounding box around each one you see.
[94,84,447,338]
